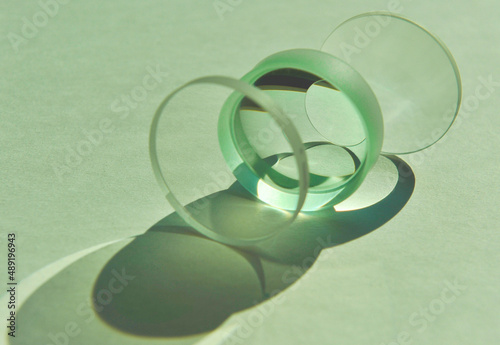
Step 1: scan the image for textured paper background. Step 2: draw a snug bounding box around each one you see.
[1,0,499,344]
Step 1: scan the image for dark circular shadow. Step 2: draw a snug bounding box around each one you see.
[91,155,415,338]
[91,229,265,337]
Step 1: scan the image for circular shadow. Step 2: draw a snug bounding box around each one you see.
[92,155,414,337]
[92,230,264,337]
[9,155,414,344]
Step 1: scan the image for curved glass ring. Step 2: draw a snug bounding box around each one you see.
[219,49,384,211]
[149,76,309,247]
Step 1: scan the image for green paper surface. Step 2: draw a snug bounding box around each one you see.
[1,1,499,344]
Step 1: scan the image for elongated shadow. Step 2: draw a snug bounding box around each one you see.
[91,155,415,338]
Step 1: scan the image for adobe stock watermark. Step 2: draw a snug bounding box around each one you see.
[336,0,413,63]
[51,64,169,182]
[213,0,244,21]
[380,278,467,345]
[185,111,299,216]
[45,267,135,345]
[405,74,499,169]
[7,0,71,53]
[219,235,337,344]
[379,74,499,188]
[447,75,499,132]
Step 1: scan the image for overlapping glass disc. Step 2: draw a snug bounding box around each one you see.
[319,12,462,154]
